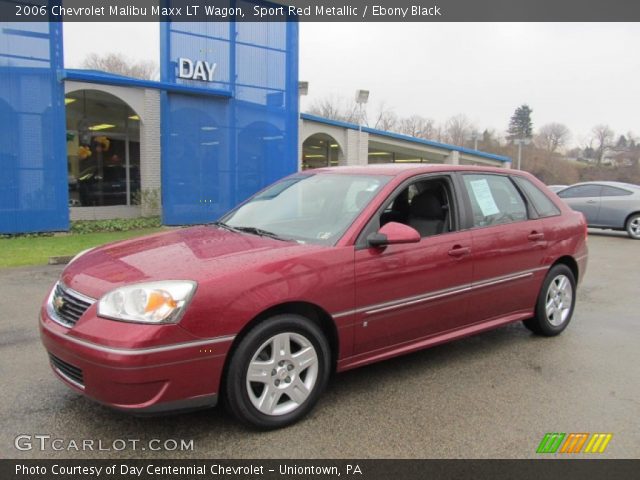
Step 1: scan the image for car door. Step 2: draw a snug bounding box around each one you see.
[353,175,473,355]
[557,184,603,225]
[459,173,548,323]
[595,185,634,228]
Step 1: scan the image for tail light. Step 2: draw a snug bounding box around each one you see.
[581,213,588,240]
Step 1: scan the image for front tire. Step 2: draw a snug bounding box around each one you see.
[626,213,640,239]
[523,264,576,336]
[224,315,330,429]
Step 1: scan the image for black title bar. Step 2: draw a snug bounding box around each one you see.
[2,0,640,22]
[2,459,640,480]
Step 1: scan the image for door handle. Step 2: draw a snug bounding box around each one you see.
[586,200,597,204]
[448,245,471,257]
[528,231,545,241]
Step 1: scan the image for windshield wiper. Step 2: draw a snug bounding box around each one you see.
[231,226,290,241]
[211,222,290,241]
[210,221,241,233]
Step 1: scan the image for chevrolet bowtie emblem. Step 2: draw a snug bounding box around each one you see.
[53,295,65,311]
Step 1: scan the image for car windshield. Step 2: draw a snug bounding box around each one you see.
[220,173,390,245]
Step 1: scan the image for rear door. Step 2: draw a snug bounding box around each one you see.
[595,185,634,228]
[459,173,548,323]
[557,184,603,225]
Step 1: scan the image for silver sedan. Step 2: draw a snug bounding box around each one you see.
[556,181,640,239]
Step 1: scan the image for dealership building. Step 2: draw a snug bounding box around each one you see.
[0,18,509,234]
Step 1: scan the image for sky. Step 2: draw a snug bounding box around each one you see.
[64,22,640,147]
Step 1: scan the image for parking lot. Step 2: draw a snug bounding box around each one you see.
[1,231,638,459]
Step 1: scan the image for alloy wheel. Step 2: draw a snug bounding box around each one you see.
[629,217,640,238]
[545,274,573,326]
[245,332,319,416]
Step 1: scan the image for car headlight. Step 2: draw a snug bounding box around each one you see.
[98,281,197,324]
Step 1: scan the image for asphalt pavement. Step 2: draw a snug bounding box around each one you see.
[1,230,638,459]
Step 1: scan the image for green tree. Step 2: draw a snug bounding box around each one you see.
[508,104,534,140]
[616,134,628,150]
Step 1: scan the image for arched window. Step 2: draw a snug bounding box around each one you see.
[302,133,343,169]
[65,90,140,207]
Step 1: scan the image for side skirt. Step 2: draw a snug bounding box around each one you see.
[336,310,532,372]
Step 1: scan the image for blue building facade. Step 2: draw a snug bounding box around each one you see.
[0,22,68,233]
[0,10,299,233]
[161,18,299,225]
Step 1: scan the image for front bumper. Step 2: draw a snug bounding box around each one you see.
[40,307,234,414]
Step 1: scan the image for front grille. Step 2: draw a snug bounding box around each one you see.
[49,283,94,327]
[49,353,84,388]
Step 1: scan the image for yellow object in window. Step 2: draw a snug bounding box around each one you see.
[77,145,92,160]
[95,136,110,152]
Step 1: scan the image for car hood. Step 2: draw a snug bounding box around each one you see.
[60,226,319,299]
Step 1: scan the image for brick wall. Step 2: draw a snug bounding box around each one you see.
[140,89,162,217]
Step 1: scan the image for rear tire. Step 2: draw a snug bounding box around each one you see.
[626,213,640,239]
[523,264,576,336]
[224,314,330,429]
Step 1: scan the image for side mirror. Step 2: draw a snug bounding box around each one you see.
[367,222,420,247]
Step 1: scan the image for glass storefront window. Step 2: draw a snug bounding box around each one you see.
[65,90,140,207]
[301,133,342,170]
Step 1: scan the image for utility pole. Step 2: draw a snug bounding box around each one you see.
[513,137,530,170]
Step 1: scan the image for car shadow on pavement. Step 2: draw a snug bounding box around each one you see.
[586,229,630,239]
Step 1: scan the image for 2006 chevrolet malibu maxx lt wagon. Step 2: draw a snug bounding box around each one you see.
[40,165,588,428]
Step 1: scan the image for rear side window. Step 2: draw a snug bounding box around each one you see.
[462,174,528,227]
[601,186,632,197]
[558,185,602,198]
[513,177,561,218]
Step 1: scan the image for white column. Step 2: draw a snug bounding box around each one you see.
[140,89,162,217]
[298,118,304,171]
[445,150,460,165]
[346,129,369,166]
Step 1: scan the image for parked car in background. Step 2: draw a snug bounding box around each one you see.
[556,181,640,239]
[548,185,568,193]
[40,165,588,428]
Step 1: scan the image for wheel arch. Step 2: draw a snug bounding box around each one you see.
[220,301,339,394]
[550,255,579,282]
[624,211,640,228]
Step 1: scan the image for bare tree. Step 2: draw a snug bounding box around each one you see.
[536,122,571,154]
[590,124,615,165]
[371,102,398,131]
[306,95,359,123]
[444,114,474,146]
[397,115,436,139]
[82,52,158,80]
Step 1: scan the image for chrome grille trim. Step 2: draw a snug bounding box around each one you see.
[47,282,96,328]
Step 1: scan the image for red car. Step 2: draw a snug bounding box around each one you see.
[40,165,588,428]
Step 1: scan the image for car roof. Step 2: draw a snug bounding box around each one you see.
[562,181,640,190]
[310,163,517,177]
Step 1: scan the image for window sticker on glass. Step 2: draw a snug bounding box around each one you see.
[469,179,500,216]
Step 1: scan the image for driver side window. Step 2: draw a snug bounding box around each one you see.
[380,177,454,238]
[462,174,528,227]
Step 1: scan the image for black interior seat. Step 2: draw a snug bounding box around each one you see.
[380,189,410,226]
[407,189,446,237]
